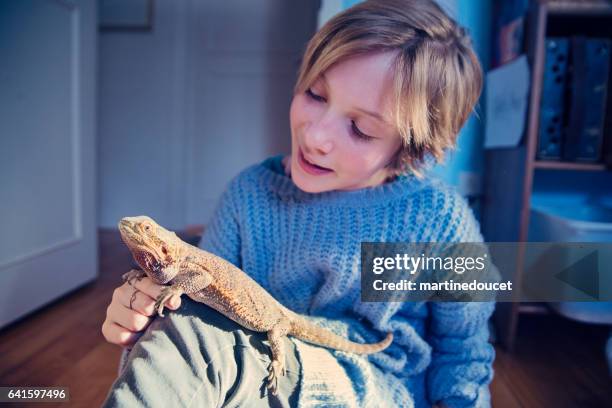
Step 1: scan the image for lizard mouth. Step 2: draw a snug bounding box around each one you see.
[134,251,163,277]
[118,218,136,235]
[118,219,144,246]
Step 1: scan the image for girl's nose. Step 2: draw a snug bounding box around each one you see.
[304,115,335,155]
[311,139,333,155]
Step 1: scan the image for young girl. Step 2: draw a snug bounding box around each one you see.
[101,1,495,407]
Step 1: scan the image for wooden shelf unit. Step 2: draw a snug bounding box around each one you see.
[482,0,612,351]
[533,160,608,170]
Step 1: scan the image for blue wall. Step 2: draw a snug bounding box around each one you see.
[431,0,492,193]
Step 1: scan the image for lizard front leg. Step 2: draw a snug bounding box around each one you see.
[266,319,291,395]
[154,270,213,317]
[122,269,146,286]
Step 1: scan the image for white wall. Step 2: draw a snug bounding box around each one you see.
[98,0,319,229]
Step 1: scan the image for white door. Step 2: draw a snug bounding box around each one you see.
[0,0,97,328]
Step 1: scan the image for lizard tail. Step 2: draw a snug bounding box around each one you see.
[289,315,393,354]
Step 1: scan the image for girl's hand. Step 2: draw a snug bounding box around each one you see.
[101,273,181,347]
[282,155,292,176]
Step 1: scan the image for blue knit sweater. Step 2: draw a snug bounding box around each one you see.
[198,155,495,408]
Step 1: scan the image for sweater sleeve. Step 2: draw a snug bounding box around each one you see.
[426,191,496,408]
[198,177,242,269]
[426,302,495,407]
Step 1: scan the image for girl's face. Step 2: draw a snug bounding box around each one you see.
[289,51,402,193]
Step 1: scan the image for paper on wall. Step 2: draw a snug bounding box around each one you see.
[484,54,530,148]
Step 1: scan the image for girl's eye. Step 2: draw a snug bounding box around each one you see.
[306,87,374,141]
[306,88,326,102]
[351,120,375,141]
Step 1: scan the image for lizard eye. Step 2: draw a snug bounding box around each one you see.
[161,246,168,255]
[145,225,150,231]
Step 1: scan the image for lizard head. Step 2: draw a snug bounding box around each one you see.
[118,216,183,284]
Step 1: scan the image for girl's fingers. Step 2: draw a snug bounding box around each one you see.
[126,275,165,300]
[121,276,182,313]
[102,276,182,347]
[101,320,142,347]
[107,301,152,332]
[116,283,157,316]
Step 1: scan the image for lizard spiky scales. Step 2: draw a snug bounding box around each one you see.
[118,215,393,395]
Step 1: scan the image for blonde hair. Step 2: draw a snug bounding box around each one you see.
[294,0,482,178]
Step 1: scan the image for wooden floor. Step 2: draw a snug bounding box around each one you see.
[0,229,611,407]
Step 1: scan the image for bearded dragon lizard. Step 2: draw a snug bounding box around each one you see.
[118,215,393,395]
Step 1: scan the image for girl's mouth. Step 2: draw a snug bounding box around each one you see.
[298,148,333,175]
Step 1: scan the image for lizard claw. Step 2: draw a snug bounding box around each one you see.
[154,298,166,317]
[266,360,285,395]
[154,286,183,317]
[122,269,146,286]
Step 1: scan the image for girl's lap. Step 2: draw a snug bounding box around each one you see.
[103,298,301,407]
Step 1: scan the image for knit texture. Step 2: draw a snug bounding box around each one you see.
[198,155,495,408]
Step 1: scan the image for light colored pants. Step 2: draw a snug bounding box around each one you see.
[102,298,301,407]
